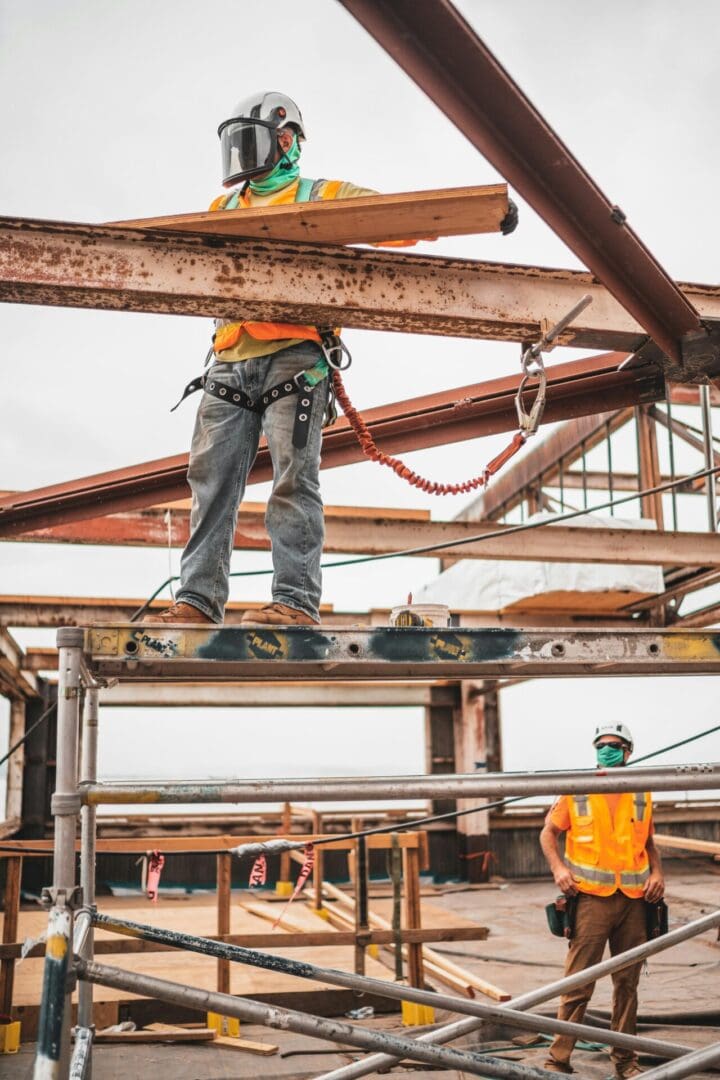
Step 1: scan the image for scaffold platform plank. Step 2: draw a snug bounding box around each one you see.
[82,624,720,680]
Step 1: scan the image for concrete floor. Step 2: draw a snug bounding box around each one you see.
[6,860,720,1079]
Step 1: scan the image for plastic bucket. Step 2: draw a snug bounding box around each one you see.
[390,603,450,628]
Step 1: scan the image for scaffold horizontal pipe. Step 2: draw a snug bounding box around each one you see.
[90,911,692,1062]
[82,762,720,805]
[639,1040,720,1080]
[75,959,552,1080]
[314,907,720,1080]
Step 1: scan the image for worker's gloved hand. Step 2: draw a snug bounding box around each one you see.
[500,198,519,235]
[553,863,578,896]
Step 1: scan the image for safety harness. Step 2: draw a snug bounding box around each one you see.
[174,177,594,490]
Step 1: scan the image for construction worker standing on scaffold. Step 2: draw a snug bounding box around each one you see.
[539,723,665,1078]
[143,91,518,629]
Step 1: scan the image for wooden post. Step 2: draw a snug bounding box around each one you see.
[454,681,501,883]
[354,837,369,976]
[402,846,424,988]
[636,405,665,529]
[216,853,231,995]
[424,684,460,879]
[0,856,22,1016]
[312,811,324,911]
[5,700,25,825]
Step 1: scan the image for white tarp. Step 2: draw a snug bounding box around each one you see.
[415,513,664,611]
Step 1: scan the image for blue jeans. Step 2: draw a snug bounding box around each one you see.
[176,341,329,623]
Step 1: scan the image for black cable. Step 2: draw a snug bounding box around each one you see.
[0,701,56,770]
[131,461,720,620]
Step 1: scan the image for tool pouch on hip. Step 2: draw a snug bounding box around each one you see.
[645,898,669,939]
[546,894,578,939]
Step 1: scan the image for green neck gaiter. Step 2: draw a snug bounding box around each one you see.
[249,133,301,195]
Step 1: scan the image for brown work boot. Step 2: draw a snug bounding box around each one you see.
[240,602,318,627]
[615,1064,644,1079]
[142,601,214,625]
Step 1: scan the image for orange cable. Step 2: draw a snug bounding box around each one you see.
[331,370,527,496]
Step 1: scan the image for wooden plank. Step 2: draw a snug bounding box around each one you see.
[653,833,720,858]
[94,1026,216,1043]
[0,926,490,961]
[0,832,422,855]
[110,184,508,246]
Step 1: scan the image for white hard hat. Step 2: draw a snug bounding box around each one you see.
[593,723,634,753]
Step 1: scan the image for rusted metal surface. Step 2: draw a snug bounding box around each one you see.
[82,624,720,681]
[10,503,720,568]
[2,217,720,351]
[339,0,704,365]
[0,353,664,535]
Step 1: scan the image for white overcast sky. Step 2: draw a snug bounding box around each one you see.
[0,0,718,807]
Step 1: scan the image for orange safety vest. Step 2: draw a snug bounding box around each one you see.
[209,178,343,354]
[564,792,652,898]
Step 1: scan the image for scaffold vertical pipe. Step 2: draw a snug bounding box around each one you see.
[34,627,83,1080]
[78,688,98,1047]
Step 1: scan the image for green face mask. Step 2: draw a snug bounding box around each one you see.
[249,132,301,195]
[596,744,626,768]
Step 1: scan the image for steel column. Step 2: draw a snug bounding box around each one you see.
[700,384,718,530]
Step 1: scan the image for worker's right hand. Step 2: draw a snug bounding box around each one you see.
[553,864,578,896]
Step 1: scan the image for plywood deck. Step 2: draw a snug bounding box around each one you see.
[4,890,483,1007]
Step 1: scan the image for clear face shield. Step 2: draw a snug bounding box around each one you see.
[218,117,278,187]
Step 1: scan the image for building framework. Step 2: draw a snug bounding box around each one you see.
[0,1,719,1077]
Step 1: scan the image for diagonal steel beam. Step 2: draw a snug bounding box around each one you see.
[0,354,663,535]
[338,0,703,365]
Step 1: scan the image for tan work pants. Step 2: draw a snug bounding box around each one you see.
[547,891,646,1073]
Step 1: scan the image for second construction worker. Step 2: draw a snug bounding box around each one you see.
[539,723,665,1078]
[145,90,517,627]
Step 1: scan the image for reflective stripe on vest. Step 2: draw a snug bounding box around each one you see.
[573,795,590,817]
[565,857,617,887]
[634,792,647,821]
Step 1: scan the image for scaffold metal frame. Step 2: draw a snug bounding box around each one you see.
[30,625,720,1079]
